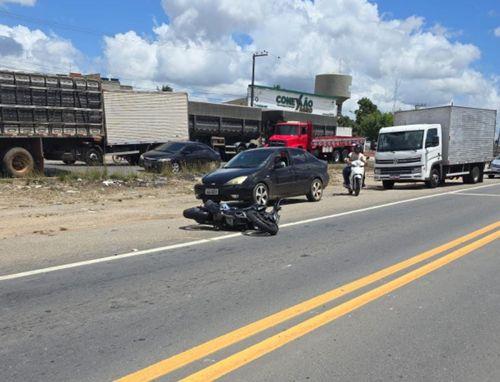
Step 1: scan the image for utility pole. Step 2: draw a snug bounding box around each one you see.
[250,50,268,107]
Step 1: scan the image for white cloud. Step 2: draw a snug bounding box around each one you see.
[0,24,82,73]
[103,0,500,113]
[0,0,36,6]
[494,27,500,37]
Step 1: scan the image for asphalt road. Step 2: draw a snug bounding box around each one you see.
[1,183,499,382]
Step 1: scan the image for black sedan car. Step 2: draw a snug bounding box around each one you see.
[140,141,220,173]
[194,147,329,205]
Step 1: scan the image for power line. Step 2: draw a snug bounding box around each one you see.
[0,9,105,36]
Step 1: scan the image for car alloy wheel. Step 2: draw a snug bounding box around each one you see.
[307,178,323,201]
[253,183,268,205]
[171,162,181,174]
[311,179,322,200]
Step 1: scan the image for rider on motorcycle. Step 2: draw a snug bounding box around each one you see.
[343,144,367,188]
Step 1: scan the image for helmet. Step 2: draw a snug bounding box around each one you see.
[354,144,363,153]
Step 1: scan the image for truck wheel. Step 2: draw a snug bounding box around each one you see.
[463,166,480,184]
[126,154,140,166]
[3,147,35,177]
[306,178,323,202]
[85,147,103,166]
[341,149,349,161]
[382,180,394,189]
[333,150,341,163]
[425,168,440,188]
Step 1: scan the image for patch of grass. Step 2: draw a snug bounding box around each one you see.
[109,171,139,182]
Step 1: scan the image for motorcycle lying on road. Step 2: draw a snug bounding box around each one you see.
[183,199,282,235]
[344,159,366,196]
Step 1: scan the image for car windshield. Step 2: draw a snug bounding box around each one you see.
[155,142,186,153]
[378,131,424,152]
[224,150,274,168]
[275,124,300,136]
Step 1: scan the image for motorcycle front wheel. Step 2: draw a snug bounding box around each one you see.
[354,177,361,196]
[246,210,279,236]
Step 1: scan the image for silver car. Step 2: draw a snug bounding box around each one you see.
[489,155,500,178]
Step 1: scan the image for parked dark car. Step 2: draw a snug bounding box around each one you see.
[194,147,329,205]
[140,141,220,173]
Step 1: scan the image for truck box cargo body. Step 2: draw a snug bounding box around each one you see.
[104,91,188,146]
[393,106,496,165]
[374,106,497,188]
[0,69,191,176]
[188,101,262,158]
[0,71,103,139]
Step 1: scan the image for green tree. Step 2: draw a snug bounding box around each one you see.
[158,84,173,92]
[358,110,393,141]
[355,97,378,125]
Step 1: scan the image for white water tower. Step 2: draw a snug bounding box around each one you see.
[314,74,352,116]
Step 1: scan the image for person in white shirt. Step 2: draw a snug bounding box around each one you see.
[343,144,367,188]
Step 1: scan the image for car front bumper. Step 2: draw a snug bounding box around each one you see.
[194,183,254,202]
[490,164,500,174]
[142,159,168,172]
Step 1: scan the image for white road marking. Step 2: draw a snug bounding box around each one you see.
[451,192,500,197]
[1,183,499,282]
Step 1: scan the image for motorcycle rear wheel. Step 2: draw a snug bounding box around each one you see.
[246,210,279,236]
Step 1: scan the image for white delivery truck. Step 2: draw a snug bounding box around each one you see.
[374,106,497,189]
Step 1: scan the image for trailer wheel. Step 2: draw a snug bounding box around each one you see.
[332,150,341,163]
[341,149,349,161]
[85,147,103,166]
[3,147,35,177]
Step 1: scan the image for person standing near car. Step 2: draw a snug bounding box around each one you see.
[343,144,367,188]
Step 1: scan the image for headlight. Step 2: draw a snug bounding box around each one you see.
[412,167,422,174]
[374,168,381,175]
[225,176,248,185]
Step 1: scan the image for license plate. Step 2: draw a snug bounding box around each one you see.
[205,188,219,195]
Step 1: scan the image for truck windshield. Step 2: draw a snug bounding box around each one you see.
[377,131,424,152]
[155,142,186,153]
[224,150,274,168]
[275,125,300,136]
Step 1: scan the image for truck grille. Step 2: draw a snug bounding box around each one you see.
[379,166,420,175]
[376,157,421,164]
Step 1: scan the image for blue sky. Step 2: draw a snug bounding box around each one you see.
[0,0,497,76]
[0,0,498,117]
[0,0,167,58]
[376,0,500,77]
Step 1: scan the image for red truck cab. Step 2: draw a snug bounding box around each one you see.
[268,121,365,161]
[268,121,312,150]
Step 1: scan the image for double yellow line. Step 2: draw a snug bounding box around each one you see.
[116,221,500,382]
